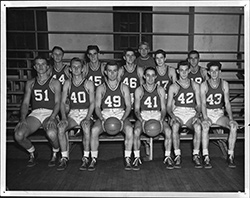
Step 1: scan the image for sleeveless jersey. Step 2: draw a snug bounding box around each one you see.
[69,78,90,110]
[101,82,125,110]
[155,65,171,94]
[188,66,205,84]
[206,79,225,109]
[174,80,196,108]
[135,56,156,69]
[31,77,55,110]
[52,64,70,85]
[85,62,105,89]
[140,84,161,111]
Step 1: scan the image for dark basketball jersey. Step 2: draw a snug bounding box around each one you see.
[135,56,156,69]
[85,62,105,89]
[140,84,161,111]
[31,77,55,110]
[174,80,196,108]
[69,79,90,110]
[206,79,225,109]
[155,65,171,95]
[52,64,70,85]
[188,66,205,84]
[101,82,125,110]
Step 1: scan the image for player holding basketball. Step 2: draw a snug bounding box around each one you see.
[134,67,173,170]
[14,56,61,167]
[167,60,202,169]
[89,61,133,171]
[187,50,208,84]
[57,57,95,171]
[200,61,238,168]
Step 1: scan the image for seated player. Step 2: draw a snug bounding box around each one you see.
[57,57,95,171]
[167,60,202,169]
[200,61,238,168]
[14,56,61,167]
[89,61,133,171]
[134,67,173,170]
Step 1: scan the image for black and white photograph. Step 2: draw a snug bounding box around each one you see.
[1,1,249,198]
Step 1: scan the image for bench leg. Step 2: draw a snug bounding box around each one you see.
[148,137,153,161]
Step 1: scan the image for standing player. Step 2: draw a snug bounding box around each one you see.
[89,61,133,171]
[14,56,61,167]
[187,50,208,84]
[57,57,95,171]
[135,41,156,70]
[200,61,238,168]
[154,49,177,99]
[133,67,173,170]
[167,60,202,169]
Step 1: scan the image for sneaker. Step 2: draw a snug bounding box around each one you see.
[48,152,58,167]
[204,155,212,169]
[193,154,202,169]
[174,155,181,168]
[228,155,236,168]
[79,157,89,171]
[88,157,97,171]
[27,152,37,167]
[57,157,68,171]
[124,157,132,171]
[163,156,174,170]
[132,157,142,171]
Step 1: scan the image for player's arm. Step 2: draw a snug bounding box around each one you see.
[121,83,132,121]
[200,81,208,120]
[201,67,209,81]
[193,81,201,118]
[60,79,70,120]
[134,86,143,122]
[137,66,144,85]
[117,66,124,82]
[166,84,176,119]
[95,84,105,121]
[158,86,167,121]
[85,80,95,120]
[50,78,61,120]
[223,80,234,121]
[169,67,177,83]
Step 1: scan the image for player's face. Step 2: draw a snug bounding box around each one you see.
[71,61,83,76]
[178,65,190,80]
[52,49,64,63]
[144,69,157,85]
[139,44,149,58]
[106,65,118,81]
[188,53,199,67]
[124,51,136,64]
[34,59,49,74]
[209,66,220,80]
[88,49,99,63]
[155,53,166,66]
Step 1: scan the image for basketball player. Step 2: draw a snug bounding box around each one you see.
[14,56,61,167]
[154,49,177,99]
[134,67,173,170]
[57,57,95,171]
[200,61,238,168]
[89,61,133,171]
[135,41,156,70]
[167,60,202,169]
[187,50,208,84]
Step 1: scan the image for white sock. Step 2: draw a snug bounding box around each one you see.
[91,151,98,158]
[174,149,181,156]
[124,150,132,158]
[134,150,140,158]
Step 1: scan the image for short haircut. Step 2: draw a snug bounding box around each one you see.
[144,66,157,76]
[86,45,100,54]
[138,41,150,49]
[188,50,200,58]
[70,57,83,66]
[207,61,222,70]
[154,49,166,57]
[51,46,64,54]
[33,56,49,66]
[105,60,119,71]
[123,47,136,56]
[177,60,190,70]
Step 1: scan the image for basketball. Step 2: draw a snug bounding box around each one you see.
[144,119,162,137]
[104,117,122,135]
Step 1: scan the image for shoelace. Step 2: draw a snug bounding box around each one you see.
[133,157,142,165]
[174,155,180,162]
[204,156,210,162]
[125,157,131,164]
[82,157,89,163]
[90,158,96,166]
[163,156,171,164]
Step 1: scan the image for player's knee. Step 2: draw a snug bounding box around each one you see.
[91,126,100,138]
[14,131,25,142]
[133,127,141,138]
[193,123,201,133]
[202,121,210,132]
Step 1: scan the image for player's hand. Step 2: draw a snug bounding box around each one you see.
[81,119,91,128]
[202,119,211,128]
[57,119,68,130]
[170,116,180,126]
[120,119,124,131]
[46,117,57,130]
[101,118,106,131]
[192,116,199,125]
[142,120,146,133]
[159,119,164,132]
[14,120,28,132]
[229,120,238,129]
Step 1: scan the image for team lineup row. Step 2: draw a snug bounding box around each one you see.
[13,42,238,172]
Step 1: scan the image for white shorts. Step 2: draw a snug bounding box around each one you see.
[141,110,161,121]
[102,108,125,120]
[28,108,53,124]
[173,107,196,125]
[68,109,88,125]
[207,108,224,124]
